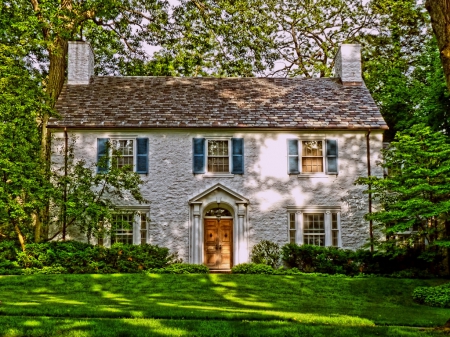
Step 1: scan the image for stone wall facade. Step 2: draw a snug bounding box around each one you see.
[51,128,384,264]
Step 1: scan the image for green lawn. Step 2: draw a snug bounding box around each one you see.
[0,273,449,336]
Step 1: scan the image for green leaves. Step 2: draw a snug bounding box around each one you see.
[356,125,450,247]
[0,44,52,243]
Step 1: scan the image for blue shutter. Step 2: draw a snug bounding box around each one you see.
[136,138,149,174]
[193,138,205,173]
[326,139,338,174]
[231,138,244,174]
[287,139,299,174]
[97,138,109,173]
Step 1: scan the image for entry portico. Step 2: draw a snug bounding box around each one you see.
[189,184,249,269]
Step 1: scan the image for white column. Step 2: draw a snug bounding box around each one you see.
[325,211,332,246]
[236,202,248,264]
[192,203,202,264]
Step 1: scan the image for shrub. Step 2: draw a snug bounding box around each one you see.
[0,240,20,271]
[147,263,209,274]
[12,241,176,274]
[281,244,358,275]
[231,263,275,274]
[281,243,443,277]
[413,283,450,308]
[250,240,281,268]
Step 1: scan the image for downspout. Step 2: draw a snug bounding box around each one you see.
[63,127,68,240]
[366,130,373,252]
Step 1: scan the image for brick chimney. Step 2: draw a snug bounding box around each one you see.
[334,44,362,86]
[67,41,94,85]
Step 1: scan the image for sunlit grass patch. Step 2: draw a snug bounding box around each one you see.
[0,273,449,335]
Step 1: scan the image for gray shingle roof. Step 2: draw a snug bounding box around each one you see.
[50,76,388,130]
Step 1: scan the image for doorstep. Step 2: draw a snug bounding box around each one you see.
[209,269,232,274]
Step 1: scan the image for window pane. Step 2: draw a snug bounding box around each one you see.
[289,213,296,229]
[140,213,147,245]
[332,213,338,229]
[303,213,325,246]
[208,157,229,172]
[302,157,323,172]
[112,214,134,244]
[332,213,339,247]
[302,141,323,156]
[289,213,296,244]
[208,140,228,156]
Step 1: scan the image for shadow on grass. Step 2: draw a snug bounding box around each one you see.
[0,273,448,336]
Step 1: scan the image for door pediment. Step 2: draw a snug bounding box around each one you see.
[189,183,249,205]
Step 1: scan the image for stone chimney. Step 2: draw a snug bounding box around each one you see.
[334,44,362,85]
[67,41,94,85]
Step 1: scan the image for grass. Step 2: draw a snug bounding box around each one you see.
[0,273,449,336]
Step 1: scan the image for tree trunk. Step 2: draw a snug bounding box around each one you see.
[35,38,68,243]
[14,224,26,252]
[425,0,450,93]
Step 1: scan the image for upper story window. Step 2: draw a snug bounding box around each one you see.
[193,138,244,175]
[112,139,134,170]
[97,138,148,174]
[207,140,230,173]
[302,141,323,173]
[288,139,338,175]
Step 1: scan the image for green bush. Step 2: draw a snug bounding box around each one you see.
[250,240,281,268]
[147,263,209,274]
[0,240,20,271]
[12,241,176,274]
[280,243,442,277]
[281,244,359,275]
[413,283,450,308]
[231,263,275,274]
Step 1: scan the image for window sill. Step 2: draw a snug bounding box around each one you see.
[202,173,235,178]
[297,173,330,178]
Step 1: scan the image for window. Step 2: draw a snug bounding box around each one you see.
[302,141,323,173]
[112,140,134,170]
[287,139,338,175]
[287,207,341,247]
[207,140,230,173]
[303,213,325,246]
[111,212,148,245]
[97,138,148,174]
[112,213,134,244]
[193,138,244,174]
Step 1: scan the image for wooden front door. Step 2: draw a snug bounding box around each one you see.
[204,219,233,270]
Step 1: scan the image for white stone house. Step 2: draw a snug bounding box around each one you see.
[49,41,387,271]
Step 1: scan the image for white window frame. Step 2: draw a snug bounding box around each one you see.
[204,137,232,176]
[109,137,137,171]
[287,206,341,247]
[105,207,150,246]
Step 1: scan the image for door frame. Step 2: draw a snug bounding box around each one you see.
[188,184,249,266]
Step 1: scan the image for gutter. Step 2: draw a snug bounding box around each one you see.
[366,130,373,252]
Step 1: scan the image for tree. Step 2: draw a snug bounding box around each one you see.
[0,45,53,250]
[362,0,436,139]
[1,0,169,240]
[50,139,146,243]
[425,0,450,94]
[355,125,450,255]
[164,0,378,77]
